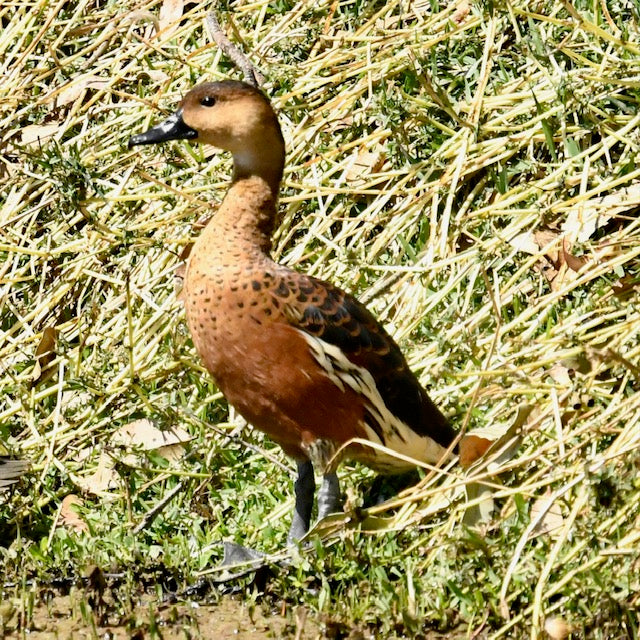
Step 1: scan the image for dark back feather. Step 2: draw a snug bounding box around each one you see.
[280,273,456,449]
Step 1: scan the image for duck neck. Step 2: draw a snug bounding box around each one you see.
[230,119,285,193]
[232,154,283,196]
[202,173,280,257]
[197,127,285,258]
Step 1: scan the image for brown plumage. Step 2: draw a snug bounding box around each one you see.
[130,80,456,542]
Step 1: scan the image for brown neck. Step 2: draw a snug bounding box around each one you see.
[199,175,279,257]
[230,127,285,195]
[232,155,283,196]
[196,125,285,258]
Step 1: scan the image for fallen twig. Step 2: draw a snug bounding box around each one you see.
[206,12,264,87]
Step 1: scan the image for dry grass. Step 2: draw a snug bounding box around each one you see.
[1,0,640,637]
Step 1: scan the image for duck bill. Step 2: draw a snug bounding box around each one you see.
[128,108,197,148]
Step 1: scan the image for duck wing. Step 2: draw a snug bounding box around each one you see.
[276,273,455,450]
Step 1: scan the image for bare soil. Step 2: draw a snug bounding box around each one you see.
[1,593,321,639]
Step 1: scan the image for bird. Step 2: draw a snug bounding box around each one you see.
[0,457,28,489]
[129,80,457,545]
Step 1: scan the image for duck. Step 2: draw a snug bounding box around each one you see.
[0,457,28,489]
[129,80,457,545]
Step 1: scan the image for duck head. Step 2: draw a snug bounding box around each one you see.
[129,80,285,189]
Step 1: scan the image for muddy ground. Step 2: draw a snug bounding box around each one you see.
[1,593,324,639]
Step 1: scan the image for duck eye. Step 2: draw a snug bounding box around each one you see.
[200,95,216,107]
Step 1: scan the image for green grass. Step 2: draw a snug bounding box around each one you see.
[2,0,640,637]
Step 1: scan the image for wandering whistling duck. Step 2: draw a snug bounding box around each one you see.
[129,80,457,543]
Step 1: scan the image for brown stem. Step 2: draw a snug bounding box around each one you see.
[206,12,265,88]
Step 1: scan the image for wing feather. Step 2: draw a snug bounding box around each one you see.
[275,272,456,449]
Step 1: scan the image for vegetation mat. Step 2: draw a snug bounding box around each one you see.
[1,0,639,637]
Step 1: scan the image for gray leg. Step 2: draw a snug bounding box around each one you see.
[287,460,315,544]
[317,472,341,520]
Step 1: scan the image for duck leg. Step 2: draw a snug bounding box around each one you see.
[220,461,314,572]
[289,464,342,542]
[287,459,315,543]
[317,472,341,520]
[219,462,339,577]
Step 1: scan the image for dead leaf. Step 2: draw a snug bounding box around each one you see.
[35,327,56,360]
[560,353,592,375]
[453,0,471,23]
[511,229,592,291]
[533,229,561,261]
[459,434,492,469]
[562,183,640,243]
[510,230,559,281]
[530,490,565,538]
[32,327,57,383]
[158,0,183,34]
[463,480,499,526]
[549,263,575,291]
[137,69,169,84]
[112,419,191,451]
[460,404,531,469]
[510,229,588,274]
[156,444,186,463]
[507,232,539,255]
[561,239,588,272]
[611,274,640,300]
[586,346,640,379]
[345,148,386,184]
[534,259,558,284]
[77,451,118,495]
[461,406,531,525]
[123,10,160,35]
[536,236,589,292]
[54,75,109,108]
[60,495,89,534]
[544,616,574,640]
[548,363,572,386]
[20,123,59,147]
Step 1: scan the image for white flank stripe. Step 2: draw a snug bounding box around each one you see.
[299,331,447,470]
